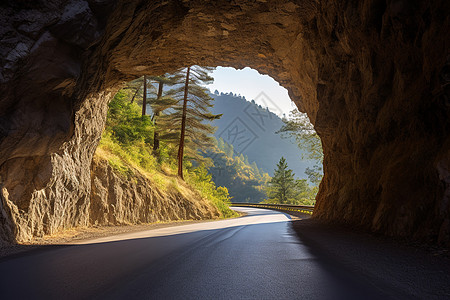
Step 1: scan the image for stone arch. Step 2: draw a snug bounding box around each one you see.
[0,0,449,244]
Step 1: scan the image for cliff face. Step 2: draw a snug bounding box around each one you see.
[90,155,219,226]
[0,0,449,244]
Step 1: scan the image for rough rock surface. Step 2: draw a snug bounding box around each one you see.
[0,0,449,244]
[90,155,219,225]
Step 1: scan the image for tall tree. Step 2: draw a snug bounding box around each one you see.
[266,157,297,204]
[124,77,145,104]
[149,75,180,154]
[125,76,158,110]
[158,66,221,179]
[178,66,190,178]
[142,75,147,116]
[153,79,163,151]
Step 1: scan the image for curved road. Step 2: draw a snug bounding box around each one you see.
[0,208,393,299]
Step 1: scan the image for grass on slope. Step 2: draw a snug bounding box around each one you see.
[96,132,238,219]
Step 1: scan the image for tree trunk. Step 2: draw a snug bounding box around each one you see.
[130,87,140,103]
[177,67,190,179]
[142,75,147,116]
[153,81,164,153]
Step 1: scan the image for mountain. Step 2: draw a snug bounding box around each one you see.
[209,91,314,179]
[204,143,270,203]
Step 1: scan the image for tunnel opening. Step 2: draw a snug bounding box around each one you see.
[0,0,449,246]
[90,65,322,226]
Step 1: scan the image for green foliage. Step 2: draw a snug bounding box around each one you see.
[107,155,134,178]
[218,137,234,158]
[266,157,296,204]
[99,82,236,218]
[305,166,322,187]
[185,165,238,218]
[99,132,159,173]
[204,139,270,203]
[106,89,154,145]
[278,109,322,162]
[158,66,222,164]
[278,108,323,187]
[264,157,316,205]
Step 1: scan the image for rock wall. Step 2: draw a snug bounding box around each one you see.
[0,0,449,244]
[0,0,115,243]
[310,1,450,244]
[90,155,219,225]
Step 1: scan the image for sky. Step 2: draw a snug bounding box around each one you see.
[207,67,297,117]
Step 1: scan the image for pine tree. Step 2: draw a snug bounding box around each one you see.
[217,137,225,151]
[250,161,261,178]
[158,66,221,179]
[142,75,148,116]
[148,75,180,155]
[222,141,234,158]
[177,66,190,178]
[124,78,143,104]
[124,76,155,105]
[266,157,297,204]
[152,77,163,151]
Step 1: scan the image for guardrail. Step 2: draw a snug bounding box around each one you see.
[230,202,314,215]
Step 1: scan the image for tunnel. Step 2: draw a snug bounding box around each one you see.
[0,0,449,244]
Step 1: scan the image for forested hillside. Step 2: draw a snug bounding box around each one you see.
[204,138,270,203]
[98,70,238,218]
[209,92,314,179]
[107,71,319,206]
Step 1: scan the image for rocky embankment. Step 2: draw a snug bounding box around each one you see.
[90,155,220,226]
[0,154,220,245]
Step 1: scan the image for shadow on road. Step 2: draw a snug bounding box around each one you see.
[291,219,450,299]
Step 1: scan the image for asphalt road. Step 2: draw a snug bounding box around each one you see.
[0,208,403,299]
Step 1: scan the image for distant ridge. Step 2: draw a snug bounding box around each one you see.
[209,91,313,178]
